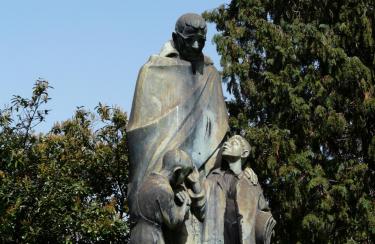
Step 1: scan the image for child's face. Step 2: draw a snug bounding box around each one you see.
[222,137,243,162]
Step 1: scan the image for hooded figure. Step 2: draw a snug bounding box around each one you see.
[129,149,193,244]
[127,13,229,217]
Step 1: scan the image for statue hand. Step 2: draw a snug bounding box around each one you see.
[244,167,258,185]
[186,166,200,184]
[176,190,191,206]
[175,190,191,221]
[186,166,202,194]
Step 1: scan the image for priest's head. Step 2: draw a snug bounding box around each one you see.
[173,13,207,62]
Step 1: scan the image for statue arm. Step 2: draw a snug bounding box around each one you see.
[258,188,271,211]
[255,186,276,244]
[157,190,190,229]
[188,188,206,222]
[186,167,206,221]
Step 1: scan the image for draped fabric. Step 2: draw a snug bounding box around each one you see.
[127,41,229,215]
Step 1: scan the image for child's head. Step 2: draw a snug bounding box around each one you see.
[222,135,251,165]
[162,149,193,186]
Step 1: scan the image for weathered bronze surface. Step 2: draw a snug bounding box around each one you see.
[202,135,276,244]
[127,13,229,216]
[127,13,275,244]
[129,149,193,244]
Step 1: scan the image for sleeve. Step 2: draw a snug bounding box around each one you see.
[255,186,276,244]
[156,187,189,229]
[257,186,271,211]
[189,188,206,222]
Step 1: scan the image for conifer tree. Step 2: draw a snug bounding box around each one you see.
[205,1,375,243]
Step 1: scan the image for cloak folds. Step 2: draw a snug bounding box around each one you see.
[127,47,228,215]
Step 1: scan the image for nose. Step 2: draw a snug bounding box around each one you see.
[192,40,199,49]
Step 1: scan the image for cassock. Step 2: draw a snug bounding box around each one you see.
[127,40,229,216]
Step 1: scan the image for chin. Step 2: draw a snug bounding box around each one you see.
[222,154,234,160]
[223,153,241,162]
[183,51,203,60]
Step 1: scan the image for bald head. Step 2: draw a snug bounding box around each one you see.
[172,13,207,63]
[175,13,207,38]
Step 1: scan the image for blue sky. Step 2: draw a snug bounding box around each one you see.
[0,0,229,132]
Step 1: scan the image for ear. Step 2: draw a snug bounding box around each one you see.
[173,166,182,178]
[172,32,178,43]
[241,149,250,158]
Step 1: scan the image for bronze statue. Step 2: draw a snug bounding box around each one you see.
[129,149,193,244]
[127,12,228,217]
[127,13,275,244]
[202,135,276,244]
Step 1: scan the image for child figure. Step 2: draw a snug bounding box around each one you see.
[130,149,193,244]
[202,135,276,244]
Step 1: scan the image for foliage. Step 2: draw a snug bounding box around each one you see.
[0,80,129,243]
[204,0,375,243]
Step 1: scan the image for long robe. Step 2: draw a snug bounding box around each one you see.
[127,41,229,216]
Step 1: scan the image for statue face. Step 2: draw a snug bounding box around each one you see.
[173,27,206,61]
[174,167,192,186]
[222,137,243,162]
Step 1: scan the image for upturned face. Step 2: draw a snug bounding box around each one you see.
[222,137,243,162]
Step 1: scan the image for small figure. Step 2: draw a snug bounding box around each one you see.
[202,135,276,244]
[129,149,193,244]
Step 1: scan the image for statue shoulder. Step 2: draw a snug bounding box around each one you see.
[142,54,189,68]
[242,167,259,186]
[140,174,174,201]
